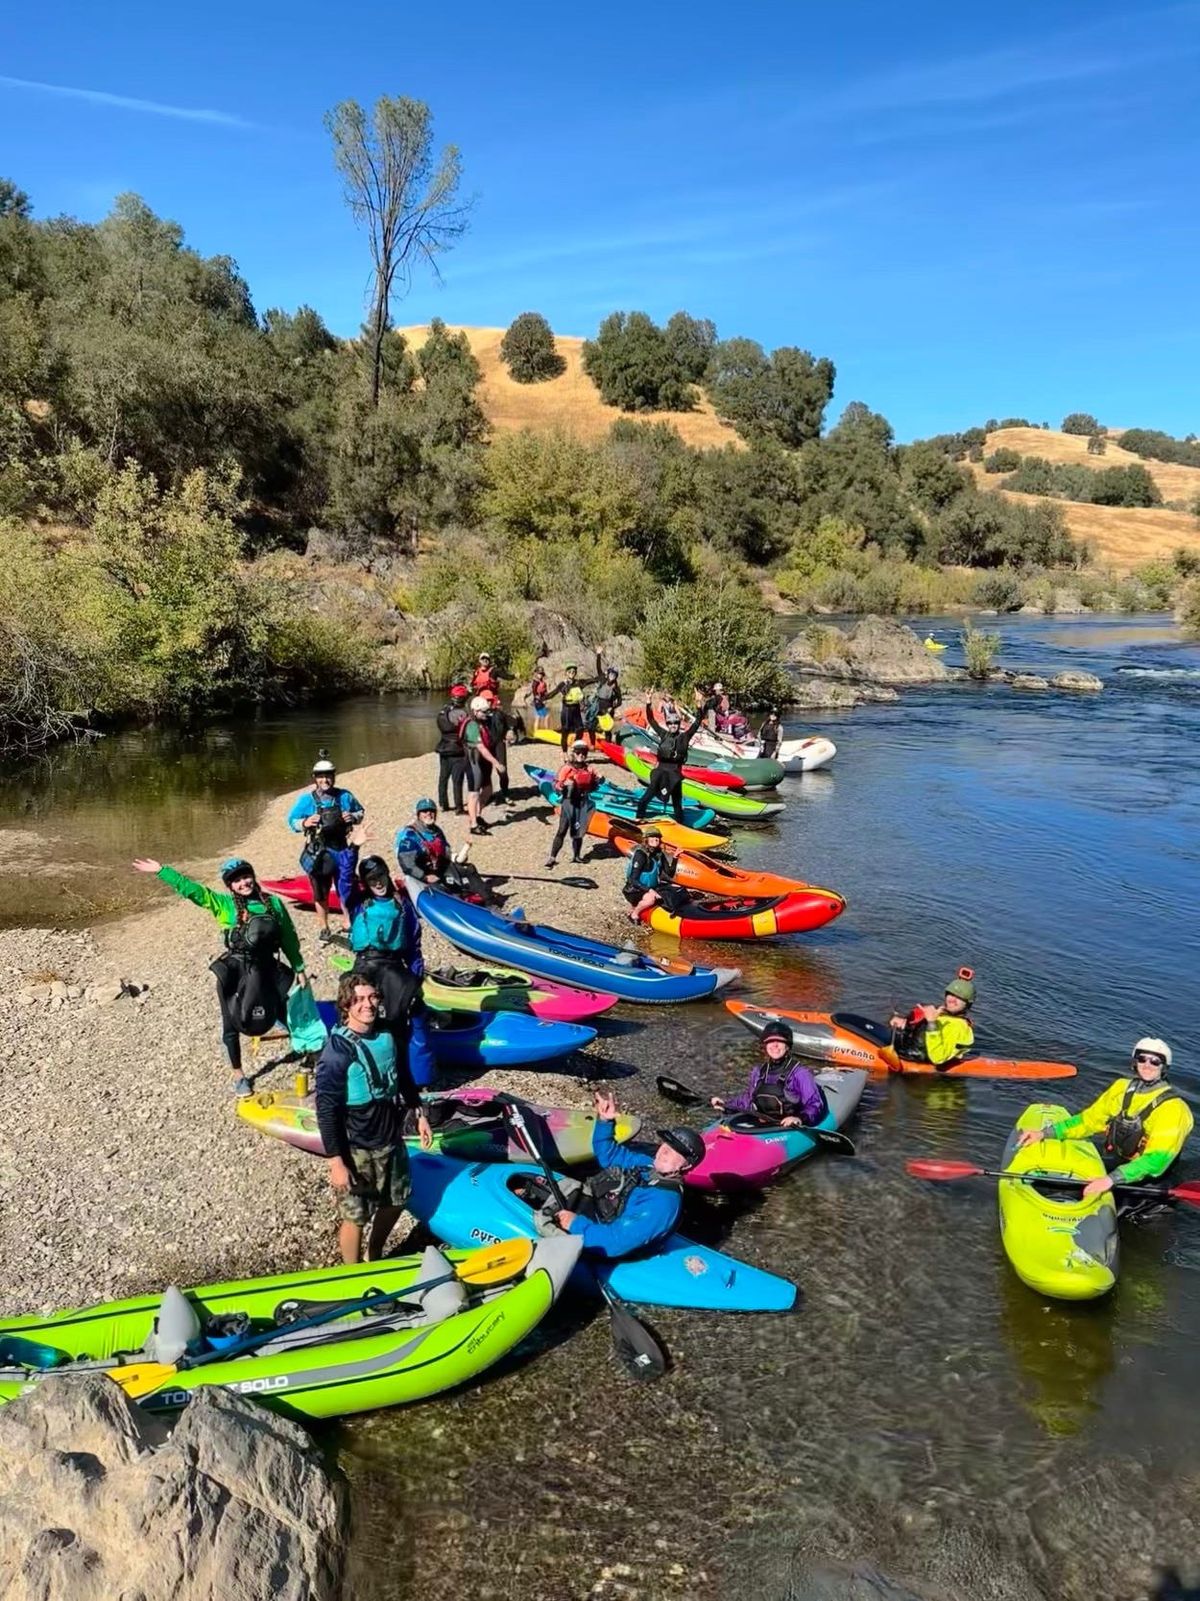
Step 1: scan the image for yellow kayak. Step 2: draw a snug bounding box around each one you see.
[998,1103,1118,1301]
[923,637,947,652]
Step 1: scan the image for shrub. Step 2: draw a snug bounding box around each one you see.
[1062,412,1101,435]
[1173,547,1200,577]
[960,622,1001,679]
[1119,429,1200,469]
[1086,432,1106,456]
[1177,579,1200,632]
[426,600,535,687]
[997,417,1032,429]
[974,571,1023,611]
[639,577,790,704]
[499,312,565,383]
[804,624,846,663]
[984,448,1021,473]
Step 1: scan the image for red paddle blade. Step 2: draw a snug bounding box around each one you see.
[1169,1180,1200,1208]
[905,1158,985,1181]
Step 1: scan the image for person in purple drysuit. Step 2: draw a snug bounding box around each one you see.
[711,1019,826,1127]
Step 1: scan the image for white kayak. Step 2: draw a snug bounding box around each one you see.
[692,728,837,774]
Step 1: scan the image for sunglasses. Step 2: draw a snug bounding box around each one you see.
[1134,1052,1165,1066]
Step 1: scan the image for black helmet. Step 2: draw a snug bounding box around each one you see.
[655,1125,707,1169]
[220,857,255,888]
[760,1019,793,1050]
[358,855,393,891]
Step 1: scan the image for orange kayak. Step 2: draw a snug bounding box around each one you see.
[725,1002,1078,1080]
[608,825,839,901]
[590,808,731,855]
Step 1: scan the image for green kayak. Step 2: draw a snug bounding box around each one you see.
[616,724,785,789]
[0,1236,580,1420]
[619,746,785,818]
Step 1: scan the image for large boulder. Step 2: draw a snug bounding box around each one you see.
[0,1376,346,1601]
[784,618,951,686]
[1051,670,1104,692]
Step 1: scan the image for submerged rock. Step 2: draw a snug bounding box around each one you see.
[0,1376,346,1601]
[1010,674,1050,690]
[1051,670,1104,692]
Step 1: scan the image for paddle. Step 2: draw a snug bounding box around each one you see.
[500,1100,668,1382]
[656,1075,856,1155]
[905,1159,1200,1207]
[490,874,598,890]
[110,1239,534,1399]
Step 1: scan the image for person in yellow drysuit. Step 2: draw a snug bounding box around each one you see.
[888,969,976,1068]
[1017,1038,1192,1202]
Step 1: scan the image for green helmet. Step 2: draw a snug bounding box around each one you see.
[945,968,976,1006]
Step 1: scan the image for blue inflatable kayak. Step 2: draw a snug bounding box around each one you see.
[408,1152,797,1312]
[406,881,740,1005]
[315,1000,594,1079]
[526,765,719,832]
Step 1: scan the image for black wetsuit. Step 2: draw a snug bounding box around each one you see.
[435,703,468,811]
[635,705,705,823]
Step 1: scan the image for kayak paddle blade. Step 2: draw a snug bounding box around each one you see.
[605,1291,669,1382]
[905,1158,986,1181]
[656,1074,705,1108]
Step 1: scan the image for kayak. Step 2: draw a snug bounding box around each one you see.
[0,1236,580,1419]
[239,1084,642,1166]
[598,738,746,790]
[691,727,838,775]
[638,888,844,940]
[263,875,350,912]
[423,966,618,1024]
[615,747,786,820]
[528,762,732,852]
[726,1002,1079,1080]
[998,1103,1118,1300]
[607,824,835,900]
[408,1151,797,1312]
[313,999,596,1070]
[408,878,741,1004]
[616,720,785,789]
[524,764,720,832]
[924,637,948,652]
[687,1068,867,1193]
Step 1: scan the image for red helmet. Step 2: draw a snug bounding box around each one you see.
[449,685,469,700]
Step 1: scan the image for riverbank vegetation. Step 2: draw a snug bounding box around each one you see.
[3,98,1199,747]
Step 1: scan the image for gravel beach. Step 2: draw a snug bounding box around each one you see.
[0,750,634,1317]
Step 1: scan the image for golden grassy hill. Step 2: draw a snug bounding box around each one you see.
[398,325,741,450]
[966,427,1200,571]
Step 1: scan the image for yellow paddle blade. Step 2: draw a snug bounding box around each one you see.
[108,1240,534,1400]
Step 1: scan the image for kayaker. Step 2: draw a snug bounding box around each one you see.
[483,699,514,807]
[622,824,686,922]
[530,660,550,731]
[711,1020,826,1127]
[286,753,365,942]
[461,696,504,836]
[315,970,433,1265]
[636,700,706,824]
[132,856,307,1097]
[553,1090,706,1257]
[758,710,783,761]
[395,800,452,884]
[586,664,622,741]
[470,652,501,703]
[435,685,471,815]
[344,856,435,1085]
[888,969,976,1069]
[546,741,602,869]
[550,663,598,753]
[1016,1038,1193,1203]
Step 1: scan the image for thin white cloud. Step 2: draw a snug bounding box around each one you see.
[0,73,251,128]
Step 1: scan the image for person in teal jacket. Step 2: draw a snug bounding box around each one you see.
[133,856,307,1096]
[344,856,435,1088]
[286,752,365,943]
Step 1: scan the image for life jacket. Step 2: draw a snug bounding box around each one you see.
[625,846,667,891]
[749,1055,821,1120]
[350,892,414,958]
[226,911,282,961]
[583,1164,683,1223]
[471,666,499,695]
[332,1024,398,1108]
[212,905,288,1037]
[531,673,548,704]
[308,788,351,850]
[655,731,691,765]
[557,762,599,797]
[436,706,466,754]
[563,681,585,706]
[459,716,493,753]
[1103,1083,1182,1163]
[414,824,447,861]
[595,679,619,711]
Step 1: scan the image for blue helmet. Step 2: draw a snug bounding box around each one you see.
[220,858,255,887]
[415,798,437,815]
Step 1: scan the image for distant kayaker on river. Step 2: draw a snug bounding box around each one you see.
[622,824,687,922]
[1016,1038,1193,1204]
[287,753,365,943]
[553,1090,706,1257]
[636,699,706,824]
[711,1020,826,1127]
[889,969,976,1068]
[315,970,433,1265]
[546,741,601,869]
[132,856,307,1097]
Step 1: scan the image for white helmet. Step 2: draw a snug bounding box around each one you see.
[713,682,725,694]
[1132,1037,1172,1069]
[470,695,491,714]
[312,758,336,777]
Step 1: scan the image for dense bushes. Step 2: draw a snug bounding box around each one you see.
[499,312,564,383]
[1118,428,1200,468]
[1062,412,1103,435]
[984,448,1021,473]
[582,312,697,411]
[639,577,790,705]
[1003,456,1162,508]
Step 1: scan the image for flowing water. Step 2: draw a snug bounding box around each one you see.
[5,615,1200,1599]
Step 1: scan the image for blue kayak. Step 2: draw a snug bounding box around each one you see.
[407,1152,797,1312]
[525,765,719,832]
[314,1000,594,1078]
[406,880,741,1005]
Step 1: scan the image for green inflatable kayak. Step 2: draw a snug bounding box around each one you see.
[616,724,784,789]
[0,1237,580,1419]
[619,747,785,819]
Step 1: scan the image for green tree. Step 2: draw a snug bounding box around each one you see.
[582,311,695,411]
[499,312,565,382]
[706,338,835,447]
[692,441,801,564]
[639,576,790,704]
[795,402,923,555]
[326,97,469,407]
[1062,412,1101,435]
[984,447,1021,473]
[900,441,969,513]
[663,312,717,383]
[1086,432,1106,456]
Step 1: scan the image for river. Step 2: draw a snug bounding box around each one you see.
[5,613,1199,1599]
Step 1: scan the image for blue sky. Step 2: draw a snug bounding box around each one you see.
[2,0,1197,439]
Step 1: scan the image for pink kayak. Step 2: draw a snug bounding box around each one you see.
[683,1068,866,1193]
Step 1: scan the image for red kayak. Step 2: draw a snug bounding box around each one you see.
[597,738,745,790]
[262,875,354,912]
[641,889,844,940]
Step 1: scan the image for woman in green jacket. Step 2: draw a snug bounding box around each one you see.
[133,856,308,1096]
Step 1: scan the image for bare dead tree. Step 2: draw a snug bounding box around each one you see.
[325,97,471,407]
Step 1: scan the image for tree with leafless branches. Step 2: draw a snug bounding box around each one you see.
[325,97,471,408]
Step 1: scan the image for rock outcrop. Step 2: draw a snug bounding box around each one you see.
[784,617,951,687]
[0,1376,346,1601]
[1050,670,1104,692]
